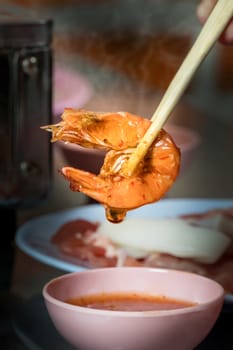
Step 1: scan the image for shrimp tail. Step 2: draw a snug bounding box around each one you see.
[61,166,108,203]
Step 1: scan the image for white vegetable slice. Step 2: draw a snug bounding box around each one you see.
[97,218,231,264]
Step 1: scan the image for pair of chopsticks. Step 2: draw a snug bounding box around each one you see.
[121,0,233,177]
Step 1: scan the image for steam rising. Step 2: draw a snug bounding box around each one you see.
[5,0,200,117]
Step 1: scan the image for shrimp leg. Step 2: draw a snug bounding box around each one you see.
[62,167,108,204]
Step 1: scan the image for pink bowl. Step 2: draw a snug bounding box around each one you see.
[57,124,200,175]
[43,267,224,350]
[53,65,94,117]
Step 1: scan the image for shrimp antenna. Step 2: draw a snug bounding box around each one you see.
[121,0,233,177]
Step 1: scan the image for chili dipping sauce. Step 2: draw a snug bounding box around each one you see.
[66,292,197,312]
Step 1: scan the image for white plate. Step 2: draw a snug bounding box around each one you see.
[15,198,233,304]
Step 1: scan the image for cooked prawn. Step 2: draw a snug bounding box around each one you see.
[46,108,150,150]
[43,109,180,223]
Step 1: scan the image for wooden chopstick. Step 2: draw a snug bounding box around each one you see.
[121,0,233,177]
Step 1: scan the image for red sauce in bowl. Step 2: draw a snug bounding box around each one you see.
[66,292,197,312]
